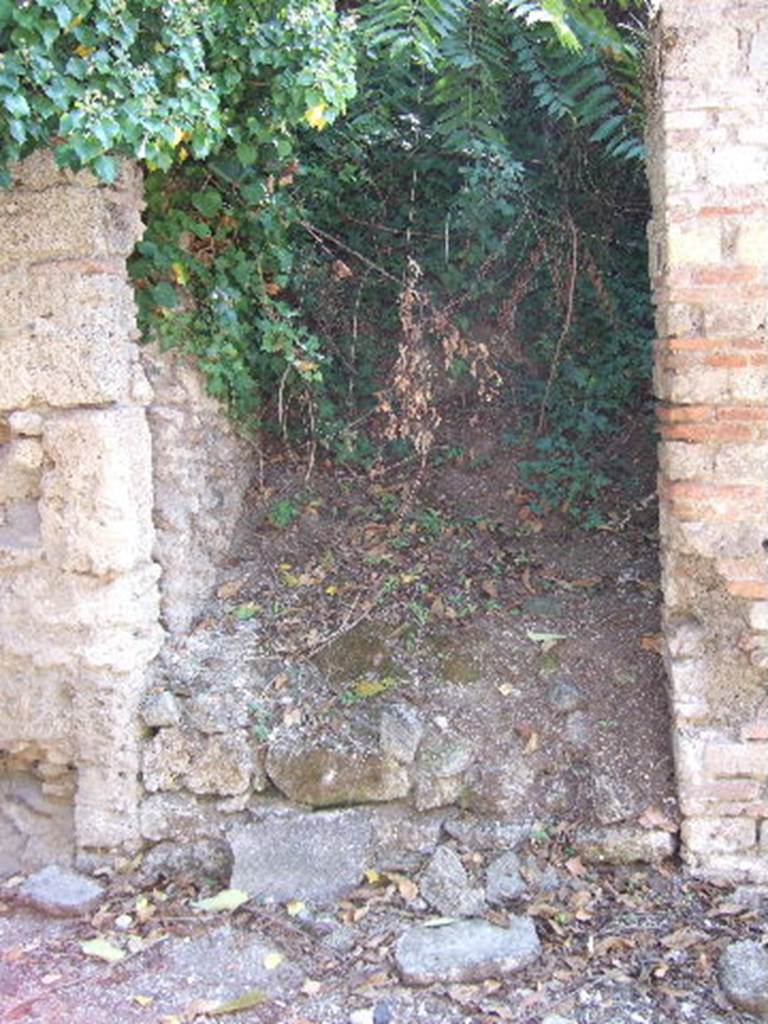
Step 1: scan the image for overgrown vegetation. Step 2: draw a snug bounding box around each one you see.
[0,0,653,523]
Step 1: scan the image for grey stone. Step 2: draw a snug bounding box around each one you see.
[229,807,372,904]
[590,771,642,825]
[141,690,181,728]
[419,734,474,777]
[547,678,585,713]
[486,851,526,903]
[719,940,768,1017]
[577,826,675,865]
[18,864,104,917]
[395,917,540,984]
[266,737,409,807]
[523,595,564,617]
[0,771,75,875]
[140,793,217,842]
[564,711,591,749]
[140,838,233,887]
[412,772,463,812]
[370,806,444,870]
[187,689,250,734]
[379,705,424,764]
[444,816,531,852]
[419,846,484,917]
[142,727,193,792]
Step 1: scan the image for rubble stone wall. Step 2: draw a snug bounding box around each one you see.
[0,151,254,872]
[648,0,768,880]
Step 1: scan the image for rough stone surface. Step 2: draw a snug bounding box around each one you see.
[185,732,254,797]
[576,826,676,866]
[719,940,768,1017]
[546,678,586,713]
[140,838,233,887]
[379,705,424,764]
[142,345,254,635]
[0,771,75,875]
[419,846,484,917]
[229,808,372,904]
[266,737,410,807]
[0,152,158,868]
[18,864,104,917]
[140,691,181,728]
[443,817,531,852]
[486,851,526,904]
[394,917,541,985]
[648,0,768,878]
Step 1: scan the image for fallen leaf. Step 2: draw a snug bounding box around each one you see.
[641,633,663,654]
[81,937,126,962]
[233,602,260,621]
[660,926,706,949]
[301,979,322,996]
[263,952,284,971]
[133,995,154,1007]
[497,682,517,697]
[283,706,302,727]
[216,579,244,600]
[286,899,306,917]
[364,869,383,885]
[193,888,249,913]
[638,805,678,833]
[526,631,567,652]
[524,730,540,755]
[565,856,587,878]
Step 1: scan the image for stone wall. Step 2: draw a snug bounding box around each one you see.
[142,346,253,636]
[648,0,768,879]
[0,152,255,871]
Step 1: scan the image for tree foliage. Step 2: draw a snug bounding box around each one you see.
[1,0,653,521]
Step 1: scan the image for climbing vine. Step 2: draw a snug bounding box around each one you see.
[1,0,653,519]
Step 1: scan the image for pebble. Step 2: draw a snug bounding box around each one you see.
[18,865,104,917]
[395,917,540,984]
[719,939,768,1017]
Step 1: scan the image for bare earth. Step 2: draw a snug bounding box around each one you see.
[1,411,764,1024]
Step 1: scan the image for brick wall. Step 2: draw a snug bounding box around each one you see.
[649,0,768,879]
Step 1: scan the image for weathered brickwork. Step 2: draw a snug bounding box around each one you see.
[0,151,161,867]
[0,152,255,871]
[649,0,768,880]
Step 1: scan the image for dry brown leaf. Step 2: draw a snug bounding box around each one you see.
[564,855,587,878]
[481,579,498,598]
[641,633,663,654]
[660,926,706,950]
[216,579,245,600]
[524,730,540,755]
[638,804,678,833]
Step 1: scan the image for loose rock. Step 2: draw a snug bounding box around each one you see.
[576,825,675,865]
[18,865,104,917]
[140,838,233,887]
[229,807,372,904]
[547,677,585,713]
[419,846,484,917]
[719,939,768,1017]
[486,851,525,904]
[379,704,424,764]
[141,690,181,728]
[395,917,540,984]
[266,738,409,807]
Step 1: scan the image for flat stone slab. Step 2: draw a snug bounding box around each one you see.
[229,807,372,904]
[395,917,540,985]
[18,865,104,917]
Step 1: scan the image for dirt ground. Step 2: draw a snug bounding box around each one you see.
[1,407,764,1024]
